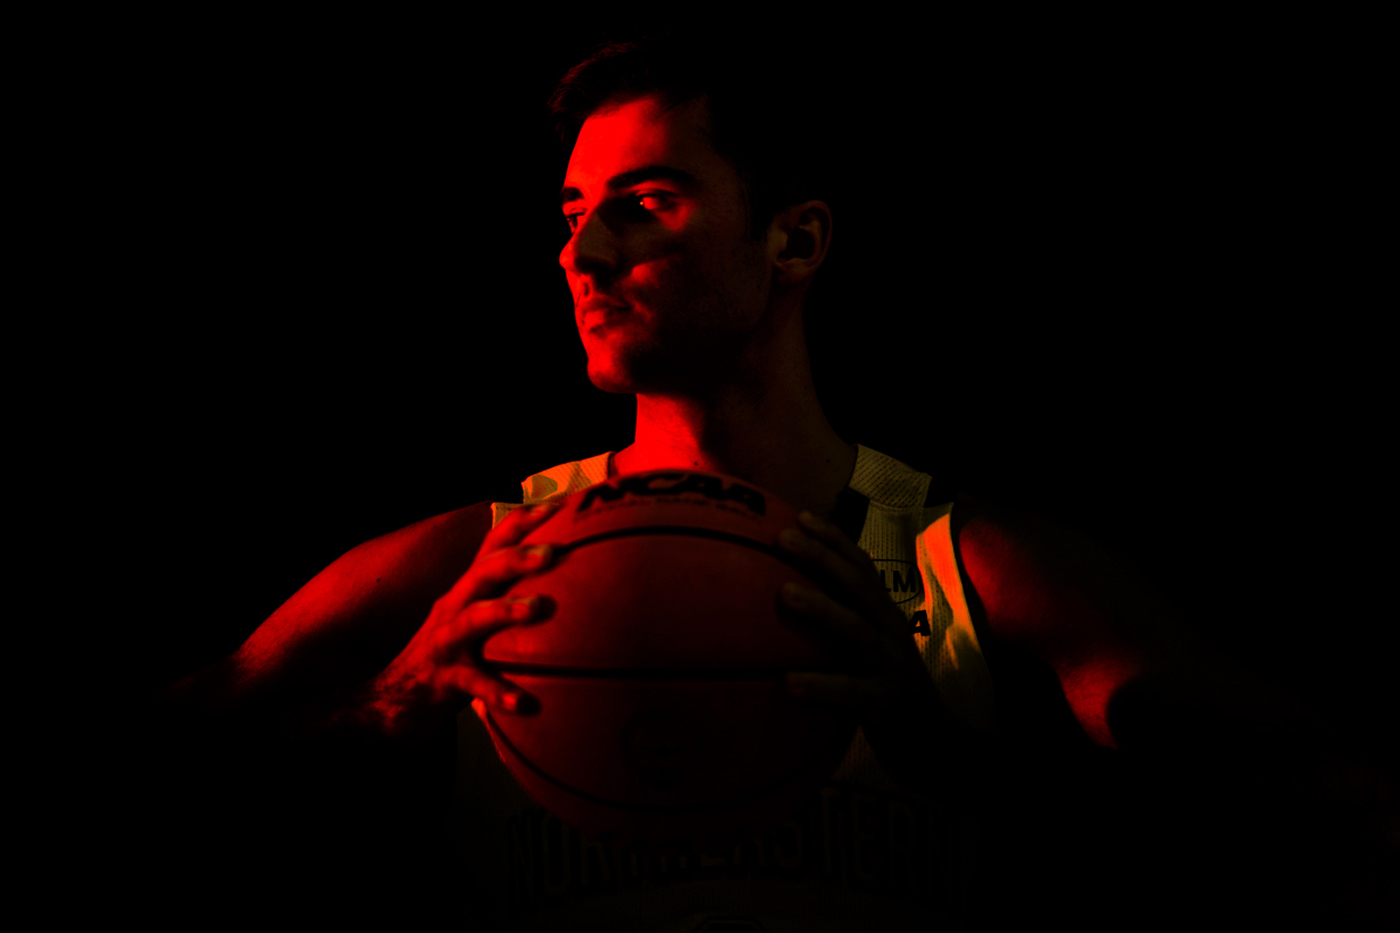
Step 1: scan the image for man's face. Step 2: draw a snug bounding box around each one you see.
[559,94,771,395]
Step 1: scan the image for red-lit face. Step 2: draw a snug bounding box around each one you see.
[559,95,771,395]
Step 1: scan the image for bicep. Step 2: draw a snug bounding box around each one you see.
[954,502,1183,749]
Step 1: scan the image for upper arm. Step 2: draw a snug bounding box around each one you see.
[953,501,1195,748]
[210,501,497,709]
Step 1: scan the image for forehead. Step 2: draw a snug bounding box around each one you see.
[565,95,730,191]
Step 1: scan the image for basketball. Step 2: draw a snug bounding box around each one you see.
[481,469,858,851]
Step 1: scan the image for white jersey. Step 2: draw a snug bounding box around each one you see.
[445,444,996,931]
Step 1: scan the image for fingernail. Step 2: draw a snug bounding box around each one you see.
[528,544,552,564]
[779,529,805,551]
[798,511,822,529]
[501,692,539,714]
[782,582,808,605]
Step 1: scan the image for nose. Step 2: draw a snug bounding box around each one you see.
[559,208,620,281]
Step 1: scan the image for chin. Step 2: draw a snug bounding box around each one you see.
[582,323,720,395]
[587,370,638,394]
[583,336,664,395]
[585,352,642,394]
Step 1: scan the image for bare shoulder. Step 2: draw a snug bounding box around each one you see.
[954,498,1177,649]
[952,498,1194,747]
[954,500,1112,647]
[221,501,498,704]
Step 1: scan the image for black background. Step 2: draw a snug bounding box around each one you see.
[88,12,1391,873]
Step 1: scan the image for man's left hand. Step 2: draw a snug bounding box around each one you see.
[775,510,949,785]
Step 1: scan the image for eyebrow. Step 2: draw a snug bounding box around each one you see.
[560,165,699,207]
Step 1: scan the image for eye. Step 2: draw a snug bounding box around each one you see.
[632,192,673,213]
[564,192,675,235]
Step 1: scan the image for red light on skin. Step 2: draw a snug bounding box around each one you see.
[555,87,842,551]
[557,94,768,399]
[956,509,1147,750]
[580,298,634,333]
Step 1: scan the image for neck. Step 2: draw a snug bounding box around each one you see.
[610,321,856,522]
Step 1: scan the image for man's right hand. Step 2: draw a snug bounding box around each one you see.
[359,499,563,738]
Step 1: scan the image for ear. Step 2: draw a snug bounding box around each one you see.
[769,200,832,285]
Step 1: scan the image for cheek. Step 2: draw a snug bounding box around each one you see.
[628,220,766,316]
[625,240,693,298]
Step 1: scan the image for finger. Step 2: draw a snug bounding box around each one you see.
[796,511,884,580]
[777,525,885,612]
[479,498,567,554]
[444,665,540,715]
[779,582,886,654]
[437,594,555,658]
[436,539,556,615]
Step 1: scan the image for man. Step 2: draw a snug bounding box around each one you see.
[156,30,1395,930]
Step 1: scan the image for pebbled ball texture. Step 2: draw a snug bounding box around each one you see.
[481,469,858,852]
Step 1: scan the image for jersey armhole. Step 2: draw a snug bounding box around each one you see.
[948,497,1002,677]
[916,499,997,730]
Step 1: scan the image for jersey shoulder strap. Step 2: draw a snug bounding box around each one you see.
[489,451,614,529]
[845,444,996,733]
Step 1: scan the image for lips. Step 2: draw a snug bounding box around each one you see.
[579,297,632,328]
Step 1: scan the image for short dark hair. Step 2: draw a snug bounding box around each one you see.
[548,28,840,242]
